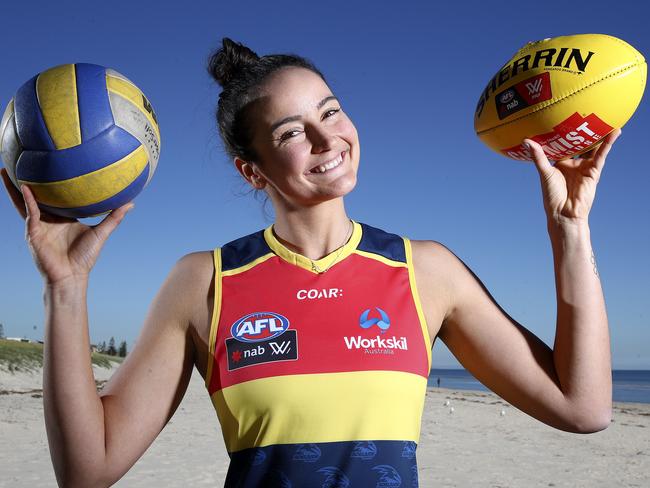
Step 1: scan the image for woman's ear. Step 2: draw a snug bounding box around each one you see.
[234,157,267,189]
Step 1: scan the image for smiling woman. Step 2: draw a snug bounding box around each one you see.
[1,37,617,488]
[233,67,359,209]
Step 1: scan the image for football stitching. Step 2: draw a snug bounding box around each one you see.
[476,61,645,135]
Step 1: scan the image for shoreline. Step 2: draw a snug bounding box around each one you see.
[1,368,649,487]
[3,366,649,409]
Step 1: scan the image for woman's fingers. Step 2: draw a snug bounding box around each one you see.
[1,168,27,219]
[592,129,621,172]
[524,138,554,178]
[21,185,43,237]
[93,203,134,243]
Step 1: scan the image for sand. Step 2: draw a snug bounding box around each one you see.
[1,366,648,487]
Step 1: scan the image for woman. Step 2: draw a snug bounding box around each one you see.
[1,38,617,487]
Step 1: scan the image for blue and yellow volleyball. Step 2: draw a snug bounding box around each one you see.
[0,63,160,218]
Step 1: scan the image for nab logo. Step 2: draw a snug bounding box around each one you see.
[360,307,390,333]
[231,312,289,343]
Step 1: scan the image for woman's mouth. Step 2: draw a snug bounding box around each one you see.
[310,151,345,174]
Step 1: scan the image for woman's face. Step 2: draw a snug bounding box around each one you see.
[244,67,360,208]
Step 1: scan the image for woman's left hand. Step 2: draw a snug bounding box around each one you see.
[525,129,622,226]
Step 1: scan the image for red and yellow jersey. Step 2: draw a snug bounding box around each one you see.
[205,221,432,487]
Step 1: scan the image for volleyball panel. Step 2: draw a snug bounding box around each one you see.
[35,64,81,150]
[37,160,150,219]
[107,85,160,182]
[106,71,160,183]
[14,75,55,151]
[0,98,22,185]
[73,63,115,142]
[15,125,142,183]
[24,145,150,212]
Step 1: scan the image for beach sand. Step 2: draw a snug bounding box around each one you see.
[1,366,648,487]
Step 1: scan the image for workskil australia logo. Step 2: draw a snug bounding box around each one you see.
[344,307,408,355]
[226,312,298,370]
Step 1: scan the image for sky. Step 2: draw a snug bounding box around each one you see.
[0,0,648,369]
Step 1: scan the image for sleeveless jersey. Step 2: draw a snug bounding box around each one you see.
[205,221,432,487]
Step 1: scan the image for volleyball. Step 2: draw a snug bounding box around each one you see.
[474,34,646,161]
[0,63,160,218]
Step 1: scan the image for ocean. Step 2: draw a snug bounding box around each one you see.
[428,369,650,404]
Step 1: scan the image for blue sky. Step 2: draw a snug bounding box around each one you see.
[0,0,648,368]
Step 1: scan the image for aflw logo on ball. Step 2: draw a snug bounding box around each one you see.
[230,312,289,343]
[475,46,595,117]
[525,78,544,98]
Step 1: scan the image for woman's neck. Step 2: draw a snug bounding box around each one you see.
[272,199,352,260]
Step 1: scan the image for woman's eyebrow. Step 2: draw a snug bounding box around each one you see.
[270,95,339,132]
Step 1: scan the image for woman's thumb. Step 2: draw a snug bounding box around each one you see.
[94,203,134,242]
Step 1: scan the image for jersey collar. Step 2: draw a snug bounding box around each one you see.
[263,220,362,274]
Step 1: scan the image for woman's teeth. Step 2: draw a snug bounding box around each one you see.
[311,153,344,173]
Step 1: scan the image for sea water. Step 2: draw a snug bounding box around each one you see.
[428,369,650,404]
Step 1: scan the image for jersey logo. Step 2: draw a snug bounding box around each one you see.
[350,441,377,460]
[343,307,408,355]
[411,465,418,487]
[372,465,402,488]
[252,448,267,466]
[360,307,390,333]
[226,311,298,371]
[293,444,322,463]
[317,467,350,488]
[401,441,416,459]
[231,312,289,343]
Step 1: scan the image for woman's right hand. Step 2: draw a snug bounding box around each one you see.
[1,168,133,285]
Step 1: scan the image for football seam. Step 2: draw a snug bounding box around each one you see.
[476,61,644,135]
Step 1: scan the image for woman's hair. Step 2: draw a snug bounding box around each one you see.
[207,38,326,162]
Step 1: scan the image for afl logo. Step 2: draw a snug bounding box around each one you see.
[231,312,290,343]
[499,89,515,104]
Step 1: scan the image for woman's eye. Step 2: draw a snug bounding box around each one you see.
[278,130,302,143]
[322,108,341,119]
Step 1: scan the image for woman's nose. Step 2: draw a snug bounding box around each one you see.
[307,126,335,153]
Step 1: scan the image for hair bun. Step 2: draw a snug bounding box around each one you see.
[208,38,260,87]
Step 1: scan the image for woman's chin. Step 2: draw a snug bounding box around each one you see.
[317,172,358,202]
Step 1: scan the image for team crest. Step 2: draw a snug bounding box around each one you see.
[350,441,378,460]
[372,465,402,488]
[318,467,350,488]
[226,311,298,370]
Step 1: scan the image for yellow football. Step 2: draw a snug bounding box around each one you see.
[474,34,646,161]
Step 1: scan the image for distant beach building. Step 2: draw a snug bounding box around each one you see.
[6,337,30,343]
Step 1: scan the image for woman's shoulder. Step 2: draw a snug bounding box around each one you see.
[409,239,456,265]
[176,250,215,269]
[409,239,468,291]
[165,251,215,298]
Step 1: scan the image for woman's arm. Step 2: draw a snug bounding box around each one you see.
[412,131,620,433]
[2,170,210,486]
[44,255,204,487]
